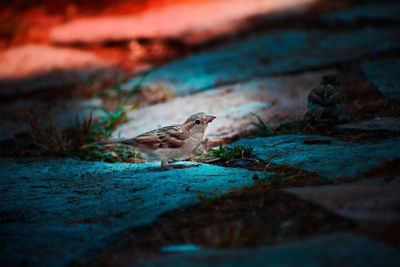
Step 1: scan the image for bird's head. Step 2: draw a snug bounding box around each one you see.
[321,74,341,87]
[183,112,216,134]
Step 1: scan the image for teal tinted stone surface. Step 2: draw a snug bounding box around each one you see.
[0,158,263,267]
[232,135,400,178]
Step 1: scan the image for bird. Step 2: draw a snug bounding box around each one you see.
[304,74,347,122]
[101,112,216,169]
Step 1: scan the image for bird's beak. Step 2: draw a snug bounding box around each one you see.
[204,114,216,124]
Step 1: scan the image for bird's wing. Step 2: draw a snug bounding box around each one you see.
[309,84,345,104]
[308,84,325,104]
[122,125,189,149]
[327,85,345,103]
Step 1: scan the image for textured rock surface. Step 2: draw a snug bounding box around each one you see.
[285,178,400,224]
[0,158,262,267]
[0,44,116,95]
[135,233,400,267]
[123,28,400,95]
[336,117,400,133]
[324,2,400,22]
[362,58,400,102]
[0,99,102,141]
[232,135,400,178]
[49,0,315,45]
[113,71,330,143]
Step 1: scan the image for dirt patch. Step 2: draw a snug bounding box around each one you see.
[360,220,400,247]
[86,187,355,267]
[206,158,333,187]
[0,209,27,223]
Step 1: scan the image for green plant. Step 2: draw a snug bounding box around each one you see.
[84,107,127,142]
[22,114,73,154]
[72,108,137,162]
[207,145,254,161]
[251,113,273,137]
[22,107,137,163]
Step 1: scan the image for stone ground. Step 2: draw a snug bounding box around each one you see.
[0,0,400,266]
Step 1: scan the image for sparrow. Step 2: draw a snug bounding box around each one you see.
[101,112,216,169]
[304,74,347,122]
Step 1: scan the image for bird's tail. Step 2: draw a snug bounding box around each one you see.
[81,138,132,149]
[98,138,128,146]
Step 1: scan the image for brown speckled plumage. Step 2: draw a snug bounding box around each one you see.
[101,112,216,169]
[305,75,347,122]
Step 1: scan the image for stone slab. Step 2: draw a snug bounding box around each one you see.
[135,232,400,267]
[362,58,400,102]
[113,71,330,144]
[285,178,400,224]
[0,158,262,267]
[232,135,400,178]
[123,28,400,95]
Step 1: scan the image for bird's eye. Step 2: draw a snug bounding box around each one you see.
[195,119,201,125]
